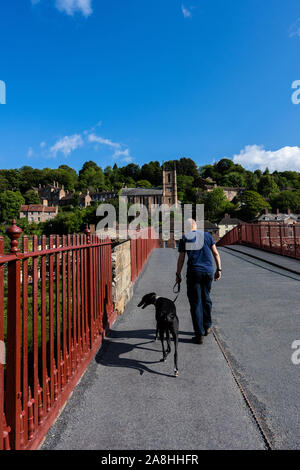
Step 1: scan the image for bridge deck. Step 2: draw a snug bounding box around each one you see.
[41,247,300,450]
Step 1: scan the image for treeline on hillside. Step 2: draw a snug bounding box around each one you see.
[0,158,299,238]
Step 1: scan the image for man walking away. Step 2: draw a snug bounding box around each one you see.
[176,219,222,344]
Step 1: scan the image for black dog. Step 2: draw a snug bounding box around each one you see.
[138,293,179,377]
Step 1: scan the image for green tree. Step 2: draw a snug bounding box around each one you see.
[17,218,43,236]
[239,190,271,221]
[0,175,9,192]
[120,163,141,181]
[198,187,233,222]
[215,158,235,175]
[245,172,259,191]
[257,175,280,198]
[136,180,152,188]
[140,161,162,186]
[177,175,195,203]
[78,161,105,191]
[24,189,41,204]
[164,158,198,179]
[124,177,136,187]
[199,164,218,181]
[0,190,25,223]
[43,210,83,235]
[220,172,246,187]
[270,190,300,213]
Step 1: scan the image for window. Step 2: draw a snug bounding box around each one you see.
[168,174,171,183]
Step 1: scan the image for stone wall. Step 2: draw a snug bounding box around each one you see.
[112,240,133,315]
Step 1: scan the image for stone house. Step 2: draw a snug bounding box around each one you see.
[20,205,58,223]
[218,214,243,238]
[121,167,178,211]
[256,209,300,225]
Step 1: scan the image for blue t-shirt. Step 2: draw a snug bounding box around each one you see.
[178,230,216,274]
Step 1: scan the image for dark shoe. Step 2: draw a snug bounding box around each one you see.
[192,336,204,344]
[205,328,212,336]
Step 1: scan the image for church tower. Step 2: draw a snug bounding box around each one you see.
[163,164,178,207]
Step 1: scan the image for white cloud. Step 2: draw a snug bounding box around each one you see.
[55,0,93,17]
[30,124,133,163]
[181,4,192,18]
[88,133,133,162]
[233,144,300,172]
[289,19,300,38]
[112,148,133,162]
[113,148,129,159]
[122,155,133,163]
[88,133,121,149]
[50,134,84,157]
[27,147,34,157]
[32,0,93,17]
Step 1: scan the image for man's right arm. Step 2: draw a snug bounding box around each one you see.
[176,252,185,281]
[176,238,186,283]
[211,244,222,281]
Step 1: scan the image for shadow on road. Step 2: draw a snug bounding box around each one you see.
[95,329,194,378]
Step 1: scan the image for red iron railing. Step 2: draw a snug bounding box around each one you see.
[0,221,115,450]
[130,227,159,283]
[218,223,300,259]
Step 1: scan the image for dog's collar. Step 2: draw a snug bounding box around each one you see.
[154,295,160,305]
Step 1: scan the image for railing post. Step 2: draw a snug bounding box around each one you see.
[85,226,94,347]
[293,225,297,258]
[0,237,4,451]
[6,220,22,450]
[258,224,262,249]
[269,223,272,250]
[238,224,242,244]
[279,224,283,255]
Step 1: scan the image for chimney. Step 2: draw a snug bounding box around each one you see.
[264,208,269,215]
[276,208,280,215]
[287,208,291,215]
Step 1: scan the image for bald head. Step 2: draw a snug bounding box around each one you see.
[185,218,197,233]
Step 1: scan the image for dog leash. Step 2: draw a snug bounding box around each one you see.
[173,278,181,302]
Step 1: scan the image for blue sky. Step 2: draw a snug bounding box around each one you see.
[1,0,300,172]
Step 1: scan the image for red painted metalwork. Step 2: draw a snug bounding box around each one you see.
[218,223,300,260]
[130,227,159,282]
[0,222,116,450]
[0,237,5,451]
[0,222,158,450]
[6,221,22,450]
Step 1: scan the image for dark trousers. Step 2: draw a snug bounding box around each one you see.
[186,270,213,337]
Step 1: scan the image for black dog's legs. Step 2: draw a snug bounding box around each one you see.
[170,327,179,376]
[166,330,171,355]
[159,329,171,363]
[159,329,166,362]
[159,329,168,362]
[155,325,159,342]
